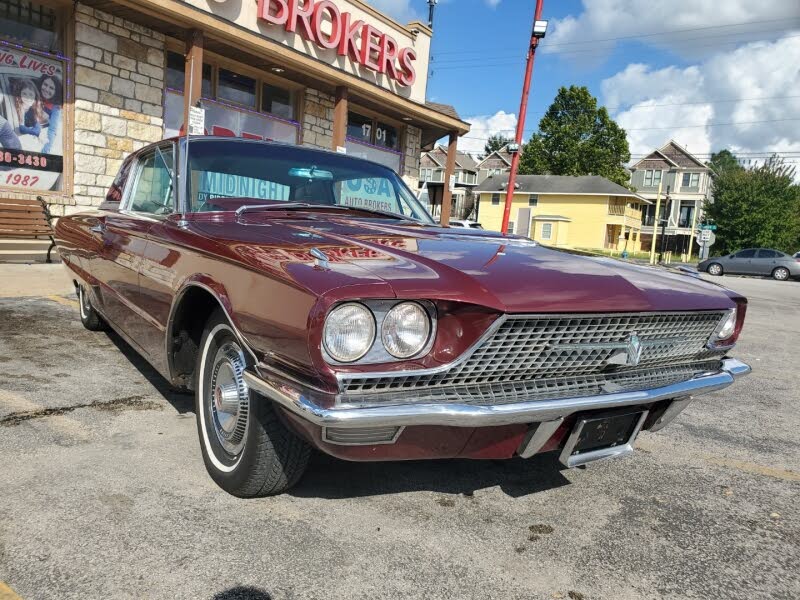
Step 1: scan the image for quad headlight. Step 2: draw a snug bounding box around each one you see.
[322,300,434,363]
[381,302,432,358]
[323,302,376,363]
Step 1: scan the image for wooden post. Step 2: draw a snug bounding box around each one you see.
[686,200,699,260]
[332,86,348,150]
[183,30,203,131]
[440,131,458,226]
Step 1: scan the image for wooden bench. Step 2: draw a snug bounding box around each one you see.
[0,196,56,263]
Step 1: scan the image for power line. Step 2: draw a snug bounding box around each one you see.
[459,117,800,142]
[433,33,800,70]
[434,17,800,56]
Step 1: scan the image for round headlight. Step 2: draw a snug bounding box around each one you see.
[381,302,431,359]
[716,307,737,341]
[323,303,375,362]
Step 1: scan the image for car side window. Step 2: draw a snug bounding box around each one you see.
[756,250,779,258]
[128,146,175,215]
[735,249,757,258]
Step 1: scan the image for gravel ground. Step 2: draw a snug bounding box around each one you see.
[0,273,798,600]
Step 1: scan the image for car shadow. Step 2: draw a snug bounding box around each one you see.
[290,451,573,500]
[104,330,194,415]
[103,330,574,499]
[211,586,272,600]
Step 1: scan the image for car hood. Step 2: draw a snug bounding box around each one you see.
[188,214,738,313]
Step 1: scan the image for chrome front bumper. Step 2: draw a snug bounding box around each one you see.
[243,358,751,430]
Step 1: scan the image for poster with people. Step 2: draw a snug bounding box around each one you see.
[0,47,64,191]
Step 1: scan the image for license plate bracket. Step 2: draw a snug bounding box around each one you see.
[559,409,648,468]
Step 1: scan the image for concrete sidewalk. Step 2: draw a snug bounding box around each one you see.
[0,263,74,298]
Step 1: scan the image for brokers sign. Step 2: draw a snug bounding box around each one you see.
[257,0,417,86]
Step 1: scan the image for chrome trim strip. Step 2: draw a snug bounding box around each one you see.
[243,358,750,429]
[518,418,564,459]
[335,309,731,384]
[322,426,404,446]
[559,410,649,468]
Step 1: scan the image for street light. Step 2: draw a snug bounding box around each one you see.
[532,20,548,38]
[427,0,438,29]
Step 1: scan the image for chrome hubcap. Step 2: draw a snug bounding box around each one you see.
[209,341,249,455]
[776,269,788,280]
[709,265,721,275]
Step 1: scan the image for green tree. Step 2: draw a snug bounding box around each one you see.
[483,133,512,157]
[707,149,743,178]
[518,86,631,186]
[705,156,800,254]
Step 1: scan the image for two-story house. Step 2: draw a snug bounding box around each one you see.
[418,146,478,219]
[475,145,513,185]
[629,140,710,256]
[474,174,648,251]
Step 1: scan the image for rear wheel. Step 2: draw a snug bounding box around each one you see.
[772,267,790,281]
[78,285,107,331]
[707,262,723,276]
[195,310,311,497]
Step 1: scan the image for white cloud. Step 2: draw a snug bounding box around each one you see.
[545,0,800,62]
[458,110,517,156]
[485,0,502,7]
[366,0,421,23]
[600,34,800,159]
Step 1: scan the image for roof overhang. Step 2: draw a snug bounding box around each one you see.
[83,0,470,144]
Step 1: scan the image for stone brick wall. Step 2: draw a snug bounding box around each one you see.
[70,3,165,212]
[401,124,421,188]
[301,88,334,149]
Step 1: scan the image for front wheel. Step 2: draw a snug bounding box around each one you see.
[195,310,311,497]
[772,267,790,281]
[707,262,723,276]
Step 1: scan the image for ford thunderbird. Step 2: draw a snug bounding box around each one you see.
[54,137,751,496]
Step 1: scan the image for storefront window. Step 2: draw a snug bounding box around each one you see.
[347,112,373,143]
[261,82,293,120]
[1,1,66,192]
[0,0,60,52]
[345,111,402,171]
[218,68,256,108]
[375,121,398,150]
[347,112,400,151]
[165,51,212,97]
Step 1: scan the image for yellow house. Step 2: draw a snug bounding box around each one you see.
[474,174,649,252]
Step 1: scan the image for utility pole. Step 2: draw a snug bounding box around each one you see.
[658,185,671,263]
[648,178,664,265]
[501,0,547,235]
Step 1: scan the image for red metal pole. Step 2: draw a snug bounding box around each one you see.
[501,0,545,235]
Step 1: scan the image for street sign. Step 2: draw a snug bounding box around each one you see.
[188,106,205,135]
[701,230,711,242]
[696,230,716,245]
[700,224,717,231]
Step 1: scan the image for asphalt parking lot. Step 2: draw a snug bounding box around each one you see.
[1,267,798,600]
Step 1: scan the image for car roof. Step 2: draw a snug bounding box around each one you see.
[149,136,396,171]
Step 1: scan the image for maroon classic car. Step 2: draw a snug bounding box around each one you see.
[55,137,750,497]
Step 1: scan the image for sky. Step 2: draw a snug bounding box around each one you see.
[371,0,800,165]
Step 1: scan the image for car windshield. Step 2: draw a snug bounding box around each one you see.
[184,139,434,223]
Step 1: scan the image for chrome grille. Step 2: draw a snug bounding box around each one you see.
[341,361,723,407]
[341,311,727,395]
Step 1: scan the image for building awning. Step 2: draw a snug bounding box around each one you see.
[81,0,470,145]
[532,215,571,222]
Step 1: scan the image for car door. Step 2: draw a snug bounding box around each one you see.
[92,143,176,355]
[752,249,781,275]
[728,249,757,274]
